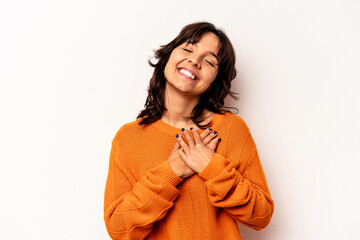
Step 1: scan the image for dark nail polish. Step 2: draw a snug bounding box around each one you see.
[213,131,217,135]
[190,127,193,130]
[218,138,221,142]
[181,128,185,132]
[208,127,212,131]
[176,134,179,138]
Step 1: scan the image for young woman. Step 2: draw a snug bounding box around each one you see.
[104,22,274,240]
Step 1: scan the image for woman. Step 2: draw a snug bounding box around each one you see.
[104,22,274,240]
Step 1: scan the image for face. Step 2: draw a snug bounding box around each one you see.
[164,32,220,97]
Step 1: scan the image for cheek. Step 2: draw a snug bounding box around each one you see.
[207,70,218,83]
[164,54,174,76]
[164,53,177,72]
[164,64,170,81]
[164,62,175,82]
[164,53,186,78]
[169,49,187,63]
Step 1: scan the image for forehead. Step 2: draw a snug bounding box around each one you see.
[184,32,220,55]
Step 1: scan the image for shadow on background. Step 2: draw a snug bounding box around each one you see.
[239,225,271,240]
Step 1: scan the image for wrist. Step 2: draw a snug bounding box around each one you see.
[168,161,183,179]
[150,161,183,186]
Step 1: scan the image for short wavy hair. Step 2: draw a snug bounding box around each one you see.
[137,21,238,129]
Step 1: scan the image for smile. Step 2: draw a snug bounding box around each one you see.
[179,69,197,80]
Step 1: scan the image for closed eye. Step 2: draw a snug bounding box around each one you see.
[183,48,192,53]
[205,60,215,67]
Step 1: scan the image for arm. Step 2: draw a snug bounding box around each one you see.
[104,132,182,240]
[198,130,274,230]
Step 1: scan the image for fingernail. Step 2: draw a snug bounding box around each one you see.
[218,138,221,142]
[213,131,217,135]
[181,128,185,132]
[190,127,193,130]
[208,127,212,131]
[176,134,179,138]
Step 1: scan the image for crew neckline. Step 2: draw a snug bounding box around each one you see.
[150,112,227,137]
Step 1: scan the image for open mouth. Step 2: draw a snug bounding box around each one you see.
[178,68,198,81]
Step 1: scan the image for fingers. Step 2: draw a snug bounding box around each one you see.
[203,128,218,146]
[181,128,195,148]
[173,139,181,151]
[190,127,203,145]
[200,127,213,141]
[207,137,222,151]
[177,147,187,160]
[176,133,190,155]
[176,127,221,151]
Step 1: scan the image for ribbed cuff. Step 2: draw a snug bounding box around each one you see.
[199,153,231,181]
[149,161,183,187]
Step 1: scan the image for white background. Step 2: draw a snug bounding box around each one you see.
[1,0,359,239]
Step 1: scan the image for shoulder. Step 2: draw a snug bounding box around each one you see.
[217,112,255,148]
[219,112,258,162]
[112,118,144,144]
[218,112,250,133]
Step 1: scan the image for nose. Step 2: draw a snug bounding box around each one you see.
[188,56,200,68]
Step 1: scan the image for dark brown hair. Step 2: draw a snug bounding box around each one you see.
[137,21,238,129]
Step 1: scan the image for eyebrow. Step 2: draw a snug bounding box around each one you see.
[185,42,220,63]
[209,51,220,63]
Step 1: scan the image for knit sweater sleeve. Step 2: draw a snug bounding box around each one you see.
[198,116,274,230]
[103,129,183,240]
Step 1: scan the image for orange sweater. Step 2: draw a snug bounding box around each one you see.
[104,112,274,240]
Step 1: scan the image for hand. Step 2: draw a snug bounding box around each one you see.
[176,128,221,173]
[167,139,195,179]
[199,127,220,151]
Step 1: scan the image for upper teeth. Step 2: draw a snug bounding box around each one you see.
[180,69,196,80]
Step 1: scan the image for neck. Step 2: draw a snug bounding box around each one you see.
[161,83,208,129]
